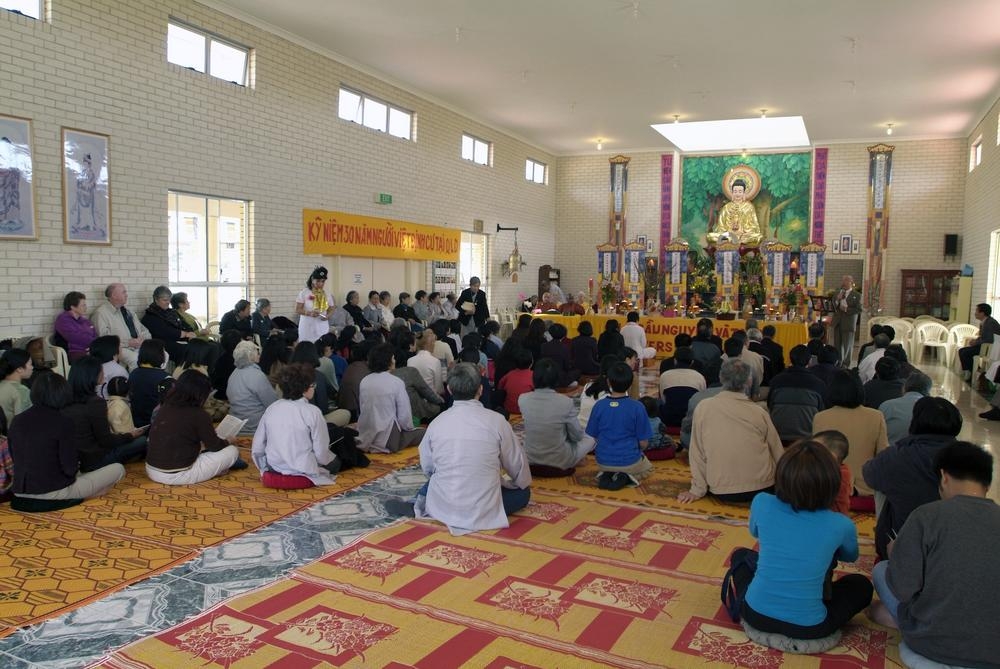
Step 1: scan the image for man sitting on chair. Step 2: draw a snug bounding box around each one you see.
[958,303,1000,383]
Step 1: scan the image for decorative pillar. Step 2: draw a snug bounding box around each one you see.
[623,241,646,308]
[764,241,792,308]
[865,144,894,314]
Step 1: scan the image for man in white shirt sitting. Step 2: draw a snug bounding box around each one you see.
[413,362,532,535]
[621,311,656,362]
[858,333,890,384]
[91,283,151,371]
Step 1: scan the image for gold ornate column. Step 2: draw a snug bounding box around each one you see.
[865,144,894,314]
[607,155,630,279]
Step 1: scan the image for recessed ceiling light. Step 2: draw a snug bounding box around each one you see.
[650,116,810,152]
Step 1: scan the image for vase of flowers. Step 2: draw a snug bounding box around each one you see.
[599,278,620,312]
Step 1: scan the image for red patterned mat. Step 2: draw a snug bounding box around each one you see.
[94,492,899,668]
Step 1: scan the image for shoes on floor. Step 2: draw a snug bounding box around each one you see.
[963,371,973,383]
[979,408,1000,421]
[597,472,630,491]
[229,457,249,471]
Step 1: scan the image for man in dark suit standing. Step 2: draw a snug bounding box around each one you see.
[831,275,862,368]
[959,303,1000,382]
[456,276,489,336]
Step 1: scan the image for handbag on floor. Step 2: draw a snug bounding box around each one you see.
[327,425,370,470]
[721,547,759,623]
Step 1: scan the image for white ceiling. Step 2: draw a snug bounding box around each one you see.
[208,0,1000,155]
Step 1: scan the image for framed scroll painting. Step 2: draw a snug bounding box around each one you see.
[0,114,37,240]
[63,128,111,245]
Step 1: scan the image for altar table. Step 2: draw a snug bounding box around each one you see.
[536,314,809,364]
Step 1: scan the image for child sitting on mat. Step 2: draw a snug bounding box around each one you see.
[640,395,675,461]
[585,362,653,490]
[105,377,136,435]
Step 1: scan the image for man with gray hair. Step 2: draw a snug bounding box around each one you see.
[678,358,783,504]
[91,282,151,371]
[879,371,932,445]
[414,362,531,535]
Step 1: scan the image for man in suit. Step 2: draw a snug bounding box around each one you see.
[959,303,1000,382]
[456,276,489,336]
[757,324,785,375]
[831,275,862,368]
[91,283,151,371]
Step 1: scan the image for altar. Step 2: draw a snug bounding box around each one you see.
[541,313,808,364]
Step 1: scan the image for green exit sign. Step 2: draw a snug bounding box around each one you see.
[377,192,392,205]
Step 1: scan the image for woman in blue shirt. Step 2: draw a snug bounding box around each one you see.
[731,440,873,639]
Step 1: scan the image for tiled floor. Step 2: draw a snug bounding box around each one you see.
[0,352,996,667]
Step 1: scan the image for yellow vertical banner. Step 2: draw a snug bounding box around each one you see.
[303,209,461,262]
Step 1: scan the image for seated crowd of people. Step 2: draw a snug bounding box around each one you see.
[0,277,997,666]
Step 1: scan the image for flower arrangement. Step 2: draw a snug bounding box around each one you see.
[599,278,620,307]
[688,253,717,294]
[780,281,806,309]
[739,252,767,306]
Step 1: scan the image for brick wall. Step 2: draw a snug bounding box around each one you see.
[962,96,1000,314]
[0,0,555,338]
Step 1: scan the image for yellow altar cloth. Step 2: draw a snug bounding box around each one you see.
[531,314,808,363]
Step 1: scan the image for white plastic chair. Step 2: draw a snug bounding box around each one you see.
[947,323,979,368]
[913,321,949,364]
[884,319,914,359]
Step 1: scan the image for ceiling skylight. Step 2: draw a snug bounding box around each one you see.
[650,116,810,152]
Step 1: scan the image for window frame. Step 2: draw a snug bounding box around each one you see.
[337,85,413,141]
[167,190,250,324]
[0,0,42,19]
[525,158,547,184]
[462,133,492,167]
[167,18,251,87]
[970,135,983,172]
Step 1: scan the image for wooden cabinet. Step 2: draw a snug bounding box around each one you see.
[900,270,957,319]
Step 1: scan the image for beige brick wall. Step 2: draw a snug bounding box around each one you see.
[823,139,967,320]
[962,95,1000,314]
[555,141,968,319]
[0,0,555,338]
[554,152,663,300]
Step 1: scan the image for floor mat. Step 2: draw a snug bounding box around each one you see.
[94,492,899,668]
[0,450,418,637]
[526,453,877,539]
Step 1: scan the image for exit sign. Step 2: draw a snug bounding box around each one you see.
[376,192,392,205]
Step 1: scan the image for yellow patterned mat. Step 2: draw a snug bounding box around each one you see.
[0,449,418,637]
[530,456,877,539]
[95,492,898,669]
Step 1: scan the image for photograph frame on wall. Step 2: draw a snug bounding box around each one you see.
[840,234,852,256]
[852,239,860,254]
[832,239,841,254]
[637,234,647,247]
[62,127,111,245]
[646,239,654,254]
[0,114,37,240]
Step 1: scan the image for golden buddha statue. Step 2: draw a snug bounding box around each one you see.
[707,178,763,246]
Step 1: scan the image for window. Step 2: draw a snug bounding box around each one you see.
[338,87,412,140]
[168,192,249,324]
[0,0,40,18]
[462,133,491,166]
[525,158,546,184]
[167,20,249,86]
[970,136,983,171]
[459,232,489,291]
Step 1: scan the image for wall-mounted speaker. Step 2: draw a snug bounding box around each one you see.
[944,234,959,256]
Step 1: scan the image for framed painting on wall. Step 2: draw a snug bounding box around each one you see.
[0,114,37,240]
[852,239,860,254]
[63,128,111,245]
[840,234,852,255]
[832,239,841,254]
